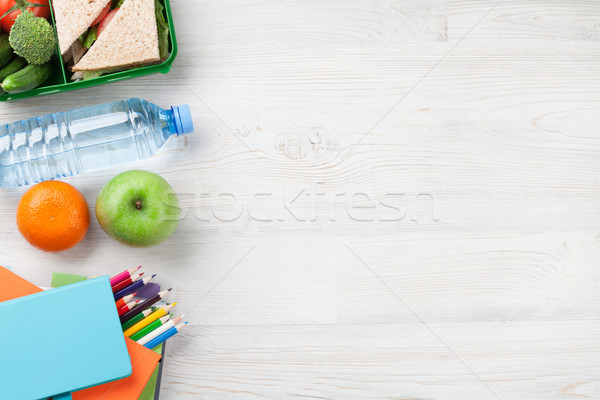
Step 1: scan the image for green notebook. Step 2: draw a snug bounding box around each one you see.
[51,272,87,287]
[140,343,165,400]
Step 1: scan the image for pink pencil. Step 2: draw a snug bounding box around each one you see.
[110,266,141,286]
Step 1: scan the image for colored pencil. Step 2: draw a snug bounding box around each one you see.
[113,274,156,301]
[129,315,172,342]
[144,322,187,349]
[124,303,177,338]
[111,272,144,294]
[109,266,141,287]
[138,315,184,345]
[115,293,137,309]
[121,308,155,331]
[119,288,172,323]
[117,300,140,316]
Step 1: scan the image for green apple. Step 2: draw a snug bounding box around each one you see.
[96,170,180,247]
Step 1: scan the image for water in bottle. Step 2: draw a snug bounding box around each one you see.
[0,98,193,188]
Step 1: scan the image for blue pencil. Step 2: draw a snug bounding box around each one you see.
[144,322,187,349]
[113,274,156,300]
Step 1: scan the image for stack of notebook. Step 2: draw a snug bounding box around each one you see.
[0,267,174,400]
[52,270,173,400]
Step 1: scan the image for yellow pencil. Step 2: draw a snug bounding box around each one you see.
[123,303,177,337]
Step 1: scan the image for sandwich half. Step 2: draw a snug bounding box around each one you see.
[53,0,111,55]
[72,0,160,72]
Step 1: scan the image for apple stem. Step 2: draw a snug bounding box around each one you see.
[136,200,142,210]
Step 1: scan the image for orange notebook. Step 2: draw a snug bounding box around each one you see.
[0,267,162,400]
[0,267,42,300]
[73,338,162,400]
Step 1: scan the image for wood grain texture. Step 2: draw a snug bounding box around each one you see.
[0,0,599,399]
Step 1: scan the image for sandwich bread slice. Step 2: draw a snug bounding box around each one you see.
[53,0,111,55]
[72,0,160,72]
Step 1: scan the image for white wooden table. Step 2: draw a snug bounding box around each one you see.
[1,1,599,398]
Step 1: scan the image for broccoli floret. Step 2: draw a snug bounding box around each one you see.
[9,11,57,65]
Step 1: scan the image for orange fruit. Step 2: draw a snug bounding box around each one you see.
[17,181,90,252]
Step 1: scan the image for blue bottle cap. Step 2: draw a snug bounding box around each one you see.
[171,105,194,135]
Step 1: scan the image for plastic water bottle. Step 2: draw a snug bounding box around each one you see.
[0,98,193,188]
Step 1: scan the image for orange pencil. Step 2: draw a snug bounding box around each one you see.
[115,293,137,309]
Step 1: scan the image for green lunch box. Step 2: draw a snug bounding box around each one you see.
[0,0,177,101]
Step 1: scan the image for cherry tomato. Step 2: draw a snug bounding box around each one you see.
[90,0,110,27]
[97,7,118,36]
[0,0,50,32]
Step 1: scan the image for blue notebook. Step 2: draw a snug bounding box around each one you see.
[0,277,132,400]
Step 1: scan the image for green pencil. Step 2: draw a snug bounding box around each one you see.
[130,314,171,341]
[121,307,156,331]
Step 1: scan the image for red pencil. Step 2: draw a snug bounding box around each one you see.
[109,266,141,287]
[117,300,140,316]
[115,293,137,309]
[112,272,144,294]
